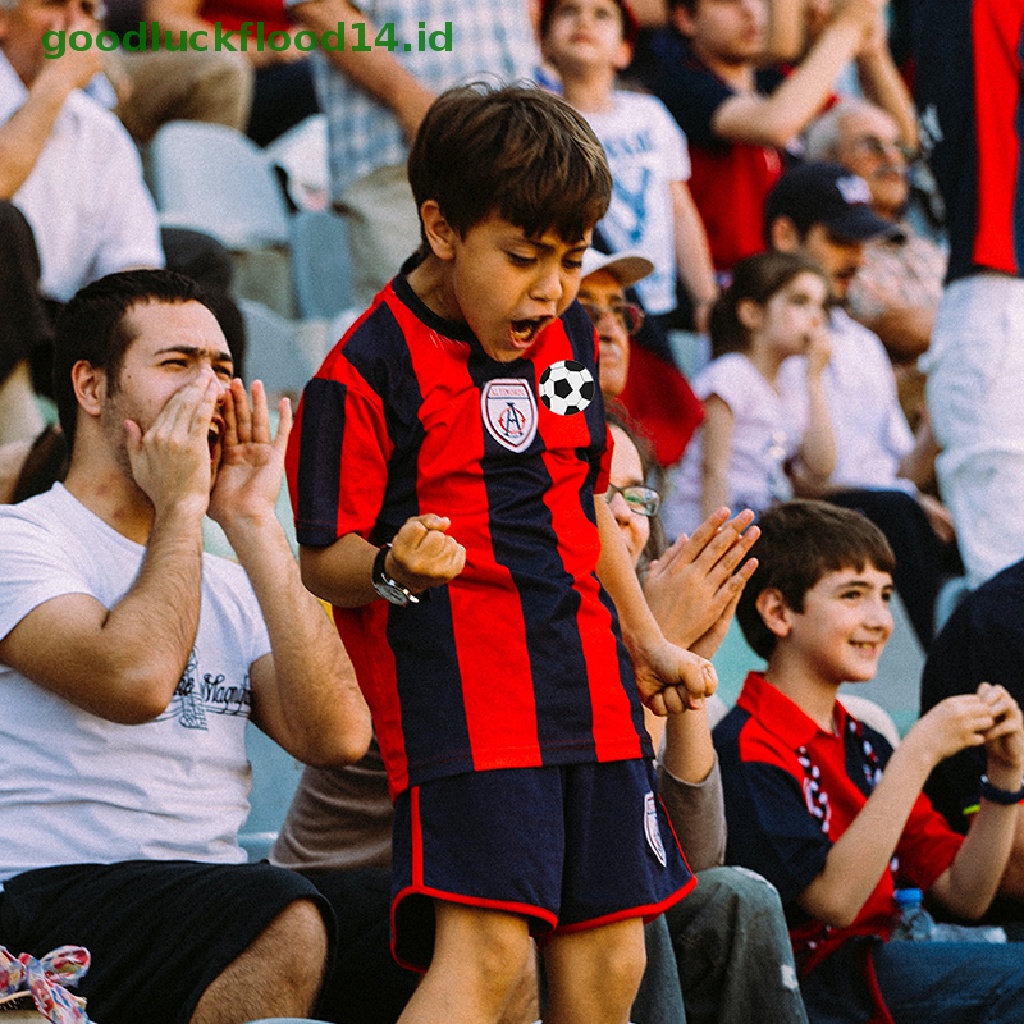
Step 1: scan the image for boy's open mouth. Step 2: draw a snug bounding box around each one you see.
[509,317,548,347]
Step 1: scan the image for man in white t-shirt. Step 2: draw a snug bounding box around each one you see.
[0,269,371,1024]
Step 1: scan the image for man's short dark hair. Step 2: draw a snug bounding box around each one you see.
[407,82,612,251]
[737,500,896,659]
[53,269,216,448]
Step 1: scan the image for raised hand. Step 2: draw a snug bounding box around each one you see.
[387,513,467,594]
[208,378,290,530]
[125,370,221,522]
[644,507,759,657]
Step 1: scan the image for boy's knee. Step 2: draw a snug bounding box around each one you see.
[435,905,534,996]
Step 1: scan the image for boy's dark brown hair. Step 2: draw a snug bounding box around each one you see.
[737,500,896,659]
[407,82,612,253]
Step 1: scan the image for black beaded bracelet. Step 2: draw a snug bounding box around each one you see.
[979,774,1024,806]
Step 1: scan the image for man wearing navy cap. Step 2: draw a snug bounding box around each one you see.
[766,162,959,650]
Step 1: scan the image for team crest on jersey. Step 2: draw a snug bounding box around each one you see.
[481,378,538,453]
[644,791,667,867]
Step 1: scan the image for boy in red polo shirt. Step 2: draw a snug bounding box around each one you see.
[714,500,1024,1023]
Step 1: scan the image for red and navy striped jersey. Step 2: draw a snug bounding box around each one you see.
[914,0,1024,282]
[286,275,652,798]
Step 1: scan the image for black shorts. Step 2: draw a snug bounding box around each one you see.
[391,759,694,971]
[0,860,335,1024]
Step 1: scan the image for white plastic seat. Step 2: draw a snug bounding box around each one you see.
[147,121,290,251]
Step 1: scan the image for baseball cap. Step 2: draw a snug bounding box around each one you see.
[539,0,641,46]
[764,162,896,242]
[581,248,654,287]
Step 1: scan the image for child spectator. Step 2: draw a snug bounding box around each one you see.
[715,499,1024,1023]
[662,251,834,540]
[285,82,716,1024]
[631,0,898,279]
[539,0,717,332]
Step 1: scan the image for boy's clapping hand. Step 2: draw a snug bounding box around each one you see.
[387,513,467,595]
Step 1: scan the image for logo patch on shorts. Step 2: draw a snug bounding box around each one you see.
[481,378,537,453]
[644,791,667,867]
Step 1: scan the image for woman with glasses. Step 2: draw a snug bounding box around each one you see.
[604,414,810,1024]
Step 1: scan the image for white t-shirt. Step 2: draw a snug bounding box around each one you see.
[0,485,271,884]
[583,91,690,315]
[662,352,807,540]
[777,308,915,492]
[0,52,163,302]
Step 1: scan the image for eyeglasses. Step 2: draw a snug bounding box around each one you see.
[603,483,660,517]
[580,301,645,336]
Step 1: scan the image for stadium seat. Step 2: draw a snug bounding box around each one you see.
[146,121,290,250]
[289,210,356,321]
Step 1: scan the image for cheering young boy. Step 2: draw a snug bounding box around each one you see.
[286,82,716,1024]
[716,500,1024,1023]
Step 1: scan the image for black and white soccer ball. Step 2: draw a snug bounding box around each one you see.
[539,360,595,416]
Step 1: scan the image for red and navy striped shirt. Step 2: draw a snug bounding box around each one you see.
[915,0,1024,283]
[286,275,651,798]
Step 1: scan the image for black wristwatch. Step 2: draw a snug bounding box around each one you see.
[372,545,419,606]
[979,774,1024,806]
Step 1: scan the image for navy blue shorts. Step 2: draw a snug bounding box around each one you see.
[390,759,694,971]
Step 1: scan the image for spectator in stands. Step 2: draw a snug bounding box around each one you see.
[105,0,254,143]
[766,161,958,649]
[630,0,905,280]
[580,248,705,467]
[717,499,1024,1024]
[805,97,945,431]
[0,0,247,402]
[281,0,538,306]
[0,268,371,1024]
[914,0,1024,590]
[921,556,1024,915]
[539,0,717,332]
[142,0,318,146]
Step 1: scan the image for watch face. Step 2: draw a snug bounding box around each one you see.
[373,578,411,606]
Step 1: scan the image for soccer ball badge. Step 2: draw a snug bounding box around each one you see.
[539,360,595,416]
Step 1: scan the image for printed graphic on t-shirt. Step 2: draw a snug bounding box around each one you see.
[156,648,252,729]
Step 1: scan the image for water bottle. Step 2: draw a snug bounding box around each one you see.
[891,887,934,941]
[891,888,1007,942]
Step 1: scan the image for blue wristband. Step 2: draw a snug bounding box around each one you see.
[979,774,1024,806]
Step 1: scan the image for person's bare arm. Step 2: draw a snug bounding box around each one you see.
[0,18,103,198]
[855,303,934,363]
[596,499,718,716]
[699,395,733,523]
[299,512,466,608]
[854,15,919,152]
[209,380,371,766]
[670,180,717,333]
[712,0,882,148]
[289,0,435,138]
[0,374,221,723]
[798,690,1008,927]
